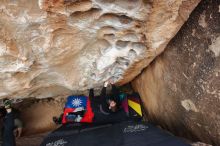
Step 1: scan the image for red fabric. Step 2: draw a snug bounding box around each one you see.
[62,97,94,124]
[62,108,74,124]
[80,99,94,123]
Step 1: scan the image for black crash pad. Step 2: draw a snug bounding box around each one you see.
[41,121,189,146]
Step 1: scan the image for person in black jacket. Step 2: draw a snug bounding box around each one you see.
[89,81,128,123]
[2,99,16,146]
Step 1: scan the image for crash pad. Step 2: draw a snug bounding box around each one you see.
[41,121,189,146]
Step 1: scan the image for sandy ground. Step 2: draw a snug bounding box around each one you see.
[15,97,66,135]
[16,133,48,146]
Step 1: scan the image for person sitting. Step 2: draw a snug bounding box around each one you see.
[13,117,23,138]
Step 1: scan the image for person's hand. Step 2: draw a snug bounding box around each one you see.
[104,81,109,87]
[14,129,18,137]
[109,79,114,85]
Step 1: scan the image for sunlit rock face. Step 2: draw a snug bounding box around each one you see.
[132,0,220,145]
[0,0,199,99]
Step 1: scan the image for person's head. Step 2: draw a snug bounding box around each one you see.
[3,98,12,109]
[3,99,12,113]
[107,99,117,112]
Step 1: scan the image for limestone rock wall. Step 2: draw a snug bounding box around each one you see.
[0,0,199,99]
[132,0,220,145]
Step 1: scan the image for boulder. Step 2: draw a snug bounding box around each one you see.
[0,0,199,99]
[132,0,220,145]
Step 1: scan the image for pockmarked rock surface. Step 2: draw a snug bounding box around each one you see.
[132,0,220,145]
[0,0,200,99]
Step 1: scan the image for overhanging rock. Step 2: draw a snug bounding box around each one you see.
[0,0,199,99]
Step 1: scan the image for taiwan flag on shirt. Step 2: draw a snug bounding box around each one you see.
[62,95,94,124]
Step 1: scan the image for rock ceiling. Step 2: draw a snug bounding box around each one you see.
[0,0,200,99]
